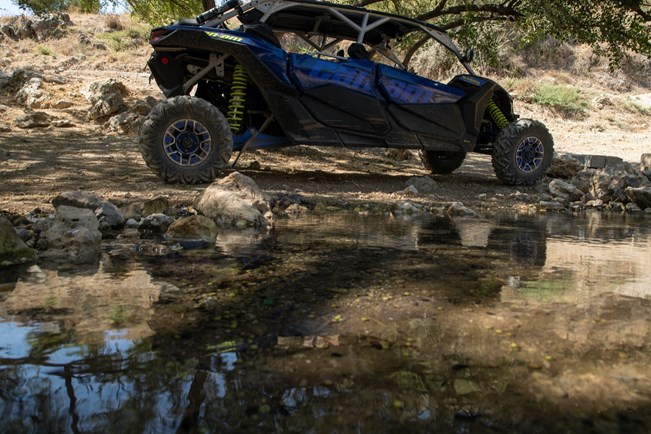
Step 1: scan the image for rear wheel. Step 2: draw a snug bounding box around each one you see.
[491,119,553,186]
[419,150,466,174]
[140,96,232,184]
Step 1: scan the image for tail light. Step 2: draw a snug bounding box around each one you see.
[150,28,171,44]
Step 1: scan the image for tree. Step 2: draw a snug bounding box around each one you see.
[349,0,651,67]
[13,0,101,14]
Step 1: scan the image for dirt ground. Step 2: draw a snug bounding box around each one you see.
[1,13,650,216]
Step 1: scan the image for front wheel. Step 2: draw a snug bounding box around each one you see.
[139,96,233,184]
[419,150,466,174]
[491,119,553,186]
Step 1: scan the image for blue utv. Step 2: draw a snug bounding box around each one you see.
[141,0,554,185]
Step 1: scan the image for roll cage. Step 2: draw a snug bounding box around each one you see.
[195,0,476,74]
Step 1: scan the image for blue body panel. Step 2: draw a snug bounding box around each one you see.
[378,65,464,104]
[233,130,288,150]
[288,54,377,97]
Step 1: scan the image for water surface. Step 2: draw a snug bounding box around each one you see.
[1,212,650,433]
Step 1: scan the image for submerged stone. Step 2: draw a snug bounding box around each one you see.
[0,217,37,266]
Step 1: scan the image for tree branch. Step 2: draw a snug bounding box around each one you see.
[417,3,524,22]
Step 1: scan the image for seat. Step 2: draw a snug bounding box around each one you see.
[347,43,370,60]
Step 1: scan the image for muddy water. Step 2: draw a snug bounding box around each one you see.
[1,212,650,433]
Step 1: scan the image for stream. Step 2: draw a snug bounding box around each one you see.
[1,211,650,433]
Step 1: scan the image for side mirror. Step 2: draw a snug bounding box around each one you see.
[461,48,474,64]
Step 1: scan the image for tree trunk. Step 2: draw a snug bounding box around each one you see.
[201,0,216,11]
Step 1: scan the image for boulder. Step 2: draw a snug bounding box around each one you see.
[548,179,583,202]
[641,153,651,171]
[586,162,649,203]
[15,110,50,128]
[548,154,584,179]
[405,176,437,194]
[81,78,128,120]
[625,186,651,210]
[0,217,37,266]
[16,77,45,108]
[95,201,125,229]
[108,111,141,134]
[194,172,273,229]
[52,190,104,209]
[392,200,424,215]
[165,215,218,243]
[142,196,170,216]
[447,202,477,217]
[38,206,102,263]
[138,213,175,235]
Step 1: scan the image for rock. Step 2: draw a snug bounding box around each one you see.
[108,111,141,134]
[548,154,583,179]
[393,200,424,215]
[53,99,73,109]
[285,203,309,217]
[16,77,45,108]
[625,186,651,209]
[405,176,437,194]
[385,149,413,161]
[95,201,125,229]
[125,218,139,228]
[645,208,651,215]
[122,202,145,220]
[132,96,158,115]
[539,200,565,211]
[194,172,273,229]
[447,202,477,217]
[548,179,583,202]
[15,110,51,128]
[138,213,175,235]
[270,192,314,211]
[38,206,101,263]
[52,119,73,128]
[0,217,37,266]
[81,78,128,120]
[569,154,624,169]
[402,185,419,196]
[454,379,482,395]
[626,202,642,213]
[585,199,604,208]
[142,197,170,216]
[53,190,104,209]
[641,153,651,171]
[589,162,649,203]
[0,68,42,92]
[165,215,218,243]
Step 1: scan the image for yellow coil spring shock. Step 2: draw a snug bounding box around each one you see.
[487,99,509,129]
[227,64,248,132]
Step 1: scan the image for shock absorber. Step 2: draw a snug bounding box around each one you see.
[487,99,509,129]
[227,64,248,133]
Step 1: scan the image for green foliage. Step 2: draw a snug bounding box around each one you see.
[35,44,53,55]
[124,0,204,25]
[97,25,149,51]
[530,83,589,115]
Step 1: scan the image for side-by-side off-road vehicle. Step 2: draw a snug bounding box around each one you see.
[140,0,554,185]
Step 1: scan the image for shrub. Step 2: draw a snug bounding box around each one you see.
[531,83,588,116]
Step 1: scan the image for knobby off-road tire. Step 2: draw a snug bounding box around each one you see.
[491,119,554,186]
[139,96,233,184]
[419,150,466,174]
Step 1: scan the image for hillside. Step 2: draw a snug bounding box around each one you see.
[0,12,650,215]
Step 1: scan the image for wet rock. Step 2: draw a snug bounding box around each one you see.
[626,203,643,213]
[625,186,651,209]
[548,154,584,179]
[270,192,314,211]
[402,185,419,196]
[0,217,37,266]
[539,200,565,211]
[285,203,310,217]
[81,78,128,120]
[194,172,273,229]
[548,179,583,202]
[138,213,175,235]
[142,197,170,216]
[645,208,651,214]
[585,199,604,208]
[95,201,125,229]
[15,110,51,128]
[125,218,139,228]
[165,215,217,243]
[587,162,649,203]
[405,176,437,194]
[447,202,477,217]
[38,206,101,263]
[16,77,45,108]
[393,200,424,215]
